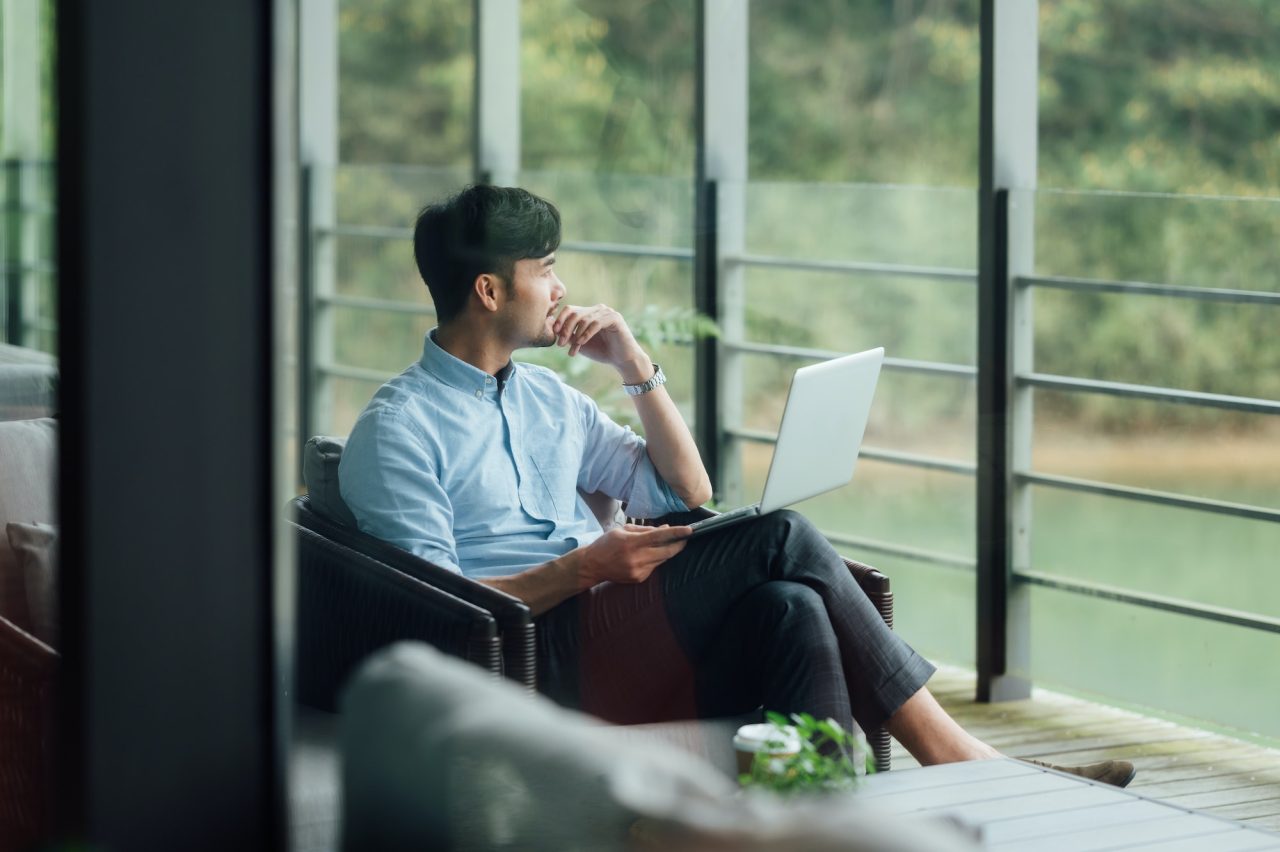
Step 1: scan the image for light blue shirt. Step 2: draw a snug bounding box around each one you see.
[338,330,688,579]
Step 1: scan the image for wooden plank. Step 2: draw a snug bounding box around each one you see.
[900,665,1280,834]
[1204,800,1280,821]
[996,813,1241,851]
[858,758,1035,797]
[1139,770,1280,800]
[1130,754,1280,787]
[866,771,1073,812]
[1250,814,1280,832]
[1163,786,1280,811]
[983,799,1173,844]
[1121,827,1280,851]
[914,784,1121,824]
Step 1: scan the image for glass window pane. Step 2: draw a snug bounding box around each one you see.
[1028,587,1280,742]
[1029,487,1280,620]
[520,1,696,177]
[338,0,473,167]
[1032,390,1280,506]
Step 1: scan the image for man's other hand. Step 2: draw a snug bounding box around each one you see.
[578,523,692,587]
[551,303,650,381]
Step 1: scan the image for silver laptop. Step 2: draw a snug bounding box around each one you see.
[689,347,884,537]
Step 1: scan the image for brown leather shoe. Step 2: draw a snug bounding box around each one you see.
[1023,757,1136,788]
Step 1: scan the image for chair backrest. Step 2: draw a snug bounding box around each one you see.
[293,522,500,711]
[294,436,539,690]
[302,434,624,531]
[302,435,358,528]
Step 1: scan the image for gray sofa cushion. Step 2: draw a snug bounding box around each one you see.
[6,521,57,647]
[0,418,56,633]
[0,364,58,422]
[302,435,359,528]
[340,642,978,852]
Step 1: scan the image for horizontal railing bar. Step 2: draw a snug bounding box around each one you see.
[821,529,976,570]
[3,262,57,275]
[1019,471,1280,523]
[318,224,411,240]
[1018,373,1280,415]
[1018,274,1280,307]
[724,340,977,378]
[316,362,392,383]
[1015,570,1280,635]
[859,447,977,475]
[559,239,694,261]
[724,252,976,282]
[315,225,693,261]
[1,203,56,216]
[724,427,976,475]
[317,293,437,315]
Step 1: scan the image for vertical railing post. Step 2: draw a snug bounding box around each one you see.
[297,164,316,456]
[697,0,748,503]
[4,159,22,346]
[976,0,1037,703]
[473,0,521,187]
[3,0,42,349]
[694,180,720,488]
[299,0,338,439]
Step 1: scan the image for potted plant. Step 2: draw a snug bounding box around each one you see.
[738,711,874,795]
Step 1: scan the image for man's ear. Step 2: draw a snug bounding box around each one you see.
[473,273,504,313]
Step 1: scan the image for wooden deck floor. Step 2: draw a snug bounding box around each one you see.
[894,666,1280,833]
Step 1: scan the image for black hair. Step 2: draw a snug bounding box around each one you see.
[412,185,562,324]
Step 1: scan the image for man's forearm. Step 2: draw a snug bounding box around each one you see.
[478,549,589,617]
[620,355,713,508]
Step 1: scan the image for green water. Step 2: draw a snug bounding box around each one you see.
[741,458,1280,743]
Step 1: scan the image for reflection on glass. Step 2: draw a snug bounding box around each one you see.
[338,0,473,167]
[1029,486,1280,619]
[1030,587,1280,741]
[1032,389,1280,506]
[520,0,696,178]
[739,449,975,564]
[736,352,975,464]
[0,0,57,846]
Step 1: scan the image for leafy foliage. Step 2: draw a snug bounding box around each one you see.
[738,711,874,796]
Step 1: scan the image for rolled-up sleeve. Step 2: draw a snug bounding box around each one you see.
[338,409,463,573]
[572,389,688,520]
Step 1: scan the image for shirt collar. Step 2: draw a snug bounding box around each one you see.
[420,328,514,396]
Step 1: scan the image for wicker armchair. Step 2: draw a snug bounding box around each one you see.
[0,615,56,852]
[294,436,896,772]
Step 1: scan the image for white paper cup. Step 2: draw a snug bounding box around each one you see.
[734,723,802,776]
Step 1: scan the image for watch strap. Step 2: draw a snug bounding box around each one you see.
[623,363,666,396]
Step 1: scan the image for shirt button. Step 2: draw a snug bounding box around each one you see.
[485,377,493,384]
[475,389,483,398]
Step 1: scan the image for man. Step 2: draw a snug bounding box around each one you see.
[339,184,1133,785]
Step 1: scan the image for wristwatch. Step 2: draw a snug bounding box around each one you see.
[623,363,667,396]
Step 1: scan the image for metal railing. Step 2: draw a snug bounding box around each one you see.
[298,170,1280,653]
[1,159,57,351]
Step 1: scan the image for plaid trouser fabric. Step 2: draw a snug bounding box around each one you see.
[535,510,935,734]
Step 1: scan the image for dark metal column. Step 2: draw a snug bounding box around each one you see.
[57,2,281,847]
[976,0,1037,703]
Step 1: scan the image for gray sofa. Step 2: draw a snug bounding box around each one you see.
[0,344,58,851]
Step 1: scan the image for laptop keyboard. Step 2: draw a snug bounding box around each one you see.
[689,503,760,530]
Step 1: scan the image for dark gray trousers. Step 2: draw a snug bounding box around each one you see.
[535,510,935,734]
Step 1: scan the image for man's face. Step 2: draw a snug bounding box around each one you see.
[501,253,565,349]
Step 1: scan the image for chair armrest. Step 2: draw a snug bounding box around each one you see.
[842,557,892,629]
[0,614,56,844]
[292,496,536,692]
[294,523,499,712]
